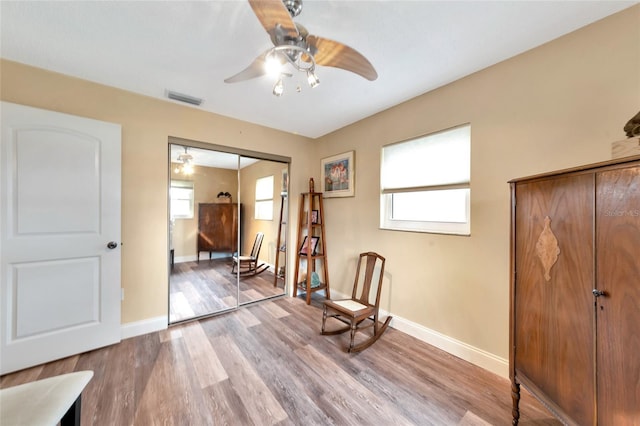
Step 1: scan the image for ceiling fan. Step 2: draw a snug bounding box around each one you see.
[224,0,377,95]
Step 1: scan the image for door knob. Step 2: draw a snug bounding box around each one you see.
[107,241,118,249]
[592,289,606,297]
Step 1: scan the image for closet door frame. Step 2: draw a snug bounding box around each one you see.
[168,136,290,323]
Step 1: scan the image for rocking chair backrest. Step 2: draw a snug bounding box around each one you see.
[352,252,385,307]
[250,232,264,259]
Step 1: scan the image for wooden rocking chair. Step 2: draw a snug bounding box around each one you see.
[231,232,268,276]
[321,252,392,352]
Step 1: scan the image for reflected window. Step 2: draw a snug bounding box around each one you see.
[255,175,274,220]
[170,180,194,219]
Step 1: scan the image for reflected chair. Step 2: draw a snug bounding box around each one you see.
[321,251,392,352]
[231,232,268,276]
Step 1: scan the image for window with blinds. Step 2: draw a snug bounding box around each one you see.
[255,175,274,220]
[170,180,194,219]
[380,124,470,235]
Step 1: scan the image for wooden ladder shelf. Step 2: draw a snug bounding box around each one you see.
[293,191,330,304]
[273,194,287,287]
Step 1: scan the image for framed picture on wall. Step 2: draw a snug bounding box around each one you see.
[321,150,354,197]
[299,236,319,255]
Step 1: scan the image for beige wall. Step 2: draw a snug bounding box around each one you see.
[1,5,638,370]
[315,6,639,360]
[0,59,314,323]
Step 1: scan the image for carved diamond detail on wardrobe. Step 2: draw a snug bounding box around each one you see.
[535,216,560,281]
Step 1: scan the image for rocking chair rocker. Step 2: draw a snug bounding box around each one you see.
[321,252,392,352]
[231,232,268,276]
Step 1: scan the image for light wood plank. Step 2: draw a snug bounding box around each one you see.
[134,338,213,425]
[459,410,493,426]
[260,300,290,319]
[169,291,194,323]
[235,306,262,328]
[295,344,414,425]
[181,322,228,387]
[241,288,263,301]
[214,333,288,425]
[159,327,182,343]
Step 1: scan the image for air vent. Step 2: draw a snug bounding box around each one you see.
[166,90,203,106]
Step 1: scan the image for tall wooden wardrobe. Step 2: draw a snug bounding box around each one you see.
[509,155,640,425]
[197,203,238,261]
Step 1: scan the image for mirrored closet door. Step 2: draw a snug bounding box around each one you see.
[168,139,288,324]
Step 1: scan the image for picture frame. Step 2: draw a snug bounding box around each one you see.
[299,236,319,256]
[320,150,355,198]
[311,209,319,224]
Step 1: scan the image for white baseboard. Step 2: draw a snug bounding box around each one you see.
[330,289,508,378]
[389,315,508,378]
[121,316,167,340]
[174,253,233,264]
[175,254,198,263]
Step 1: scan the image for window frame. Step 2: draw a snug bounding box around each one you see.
[170,179,195,219]
[380,124,471,235]
[254,175,274,221]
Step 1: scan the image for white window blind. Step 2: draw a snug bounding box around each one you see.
[255,175,274,220]
[380,124,471,235]
[170,180,194,219]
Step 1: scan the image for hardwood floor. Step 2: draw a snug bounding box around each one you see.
[1,295,560,425]
[170,258,286,323]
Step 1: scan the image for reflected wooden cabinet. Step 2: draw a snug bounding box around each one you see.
[197,203,239,261]
[509,155,640,425]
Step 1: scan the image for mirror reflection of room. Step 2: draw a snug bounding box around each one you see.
[168,143,287,324]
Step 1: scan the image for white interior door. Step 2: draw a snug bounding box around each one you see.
[1,102,122,374]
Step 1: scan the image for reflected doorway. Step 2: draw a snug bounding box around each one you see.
[168,140,289,324]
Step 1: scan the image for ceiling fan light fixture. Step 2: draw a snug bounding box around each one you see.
[307,70,320,88]
[182,163,194,175]
[264,53,283,77]
[176,147,195,174]
[224,0,378,92]
[273,78,284,97]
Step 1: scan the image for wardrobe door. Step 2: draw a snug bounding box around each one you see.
[198,203,238,253]
[513,173,595,425]
[595,164,640,423]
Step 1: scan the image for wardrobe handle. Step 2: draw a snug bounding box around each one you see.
[592,289,606,297]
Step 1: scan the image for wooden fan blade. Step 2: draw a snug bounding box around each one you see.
[307,35,378,81]
[248,0,299,44]
[224,53,268,83]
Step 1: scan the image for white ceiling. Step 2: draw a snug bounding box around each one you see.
[1,1,636,139]
[170,144,260,169]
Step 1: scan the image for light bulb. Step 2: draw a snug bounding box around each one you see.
[307,70,320,88]
[265,54,282,78]
[273,79,284,97]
